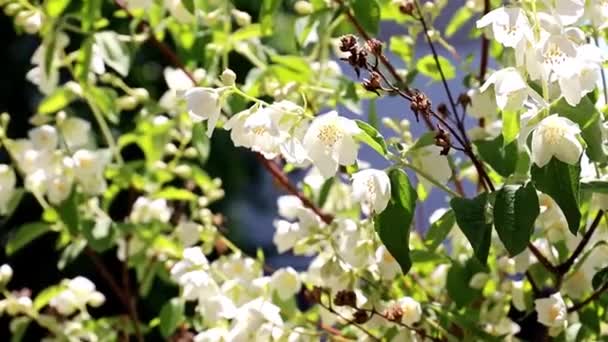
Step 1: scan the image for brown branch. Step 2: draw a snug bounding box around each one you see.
[528,243,559,276]
[557,211,604,275]
[478,0,491,82]
[121,238,143,342]
[85,248,142,341]
[568,281,608,313]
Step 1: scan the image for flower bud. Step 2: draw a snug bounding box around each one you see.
[184,147,198,158]
[117,96,138,111]
[0,264,13,285]
[294,1,313,15]
[132,88,149,102]
[174,164,192,178]
[164,143,178,155]
[231,9,251,27]
[20,11,42,34]
[221,68,237,86]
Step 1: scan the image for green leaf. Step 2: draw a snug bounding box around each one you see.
[551,97,607,163]
[390,36,414,65]
[6,222,51,255]
[407,132,436,153]
[493,183,539,256]
[531,158,581,234]
[446,258,484,307]
[159,298,184,338]
[592,266,608,290]
[350,0,381,35]
[95,31,131,77]
[85,86,120,123]
[416,54,456,81]
[44,0,71,17]
[38,87,76,114]
[153,187,197,201]
[192,123,211,165]
[368,99,378,129]
[260,0,282,36]
[424,209,455,251]
[317,178,334,208]
[10,317,31,342]
[502,111,520,146]
[450,193,492,264]
[81,0,102,32]
[34,285,64,310]
[474,135,518,178]
[57,189,80,235]
[445,7,472,37]
[374,169,417,274]
[355,120,388,157]
[581,181,608,194]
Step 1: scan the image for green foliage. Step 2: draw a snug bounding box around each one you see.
[159,298,184,338]
[447,257,484,307]
[416,54,456,81]
[450,193,492,264]
[374,169,417,274]
[94,31,131,77]
[38,87,76,114]
[6,222,51,256]
[424,209,455,251]
[355,119,388,156]
[531,158,581,234]
[493,183,539,256]
[474,135,518,178]
[350,0,381,35]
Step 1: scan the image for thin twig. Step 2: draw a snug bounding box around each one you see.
[317,301,381,341]
[528,243,559,275]
[121,238,143,342]
[478,0,491,82]
[568,281,608,313]
[557,211,604,275]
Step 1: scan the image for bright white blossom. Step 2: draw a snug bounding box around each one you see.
[531,114,582,167]
[50,276,105,315]
[302,111,361,179]
[351,169,391,215]
[0,165,16,215]
[129,196,172,223]
[398,296,422,326]
[270,267,301,300]
[535,292,567,328]
[185,87,223,137]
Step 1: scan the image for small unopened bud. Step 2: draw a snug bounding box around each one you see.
[174,164,192,178]
[64,81,83,97]
[339,35,358,52]
[164,143,178,155]
[221,68,237,86]
[362,72,382,95]
[231,9,251,27]
[0,264,13,286]
[423,1,435,11]
[365,38,383,56]
[132,88,149,102]
[294,1,313,15]
[437,103,448,117]
[117,96,138,110]
[184,147,198,158]
[426,29,437,41]
[4,3,22,16]
[21,11,42,34]
[193,69,207,83]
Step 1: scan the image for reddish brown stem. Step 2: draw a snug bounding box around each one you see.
[478,0,491,82]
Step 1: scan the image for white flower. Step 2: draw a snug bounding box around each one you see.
[477,7,533,49]
[59,117,92,150]
[535,292,567,328]
[46,172,74,205]
[398,296,422,325]
[50,276,105,315]
[412,145,451,192]
[303,111,361,179]
[481,67,539,111]
[375,246,402,279]
[29,125,58,151]
[176,221,202,247]
[185,87,222,137]
[270,267,301,300]
[587,0,608,29]
[0,165,16,215]
[194,327,228,342]
[351,169,391,215]
[197,295,237,325]
[129,196,172,223]
[159,67,195,112]
[562,268,590,299]
[469,272,489,289]
[26,33,69,95]
[531,114,582,167]
[467,87,498,119]
[273,219,308,253]
[165,0,194,23]
[20,11,43,34]
[511,280,526,311]
[552,0,585,25]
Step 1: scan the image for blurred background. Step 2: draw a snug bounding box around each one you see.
[0,0,481,339]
